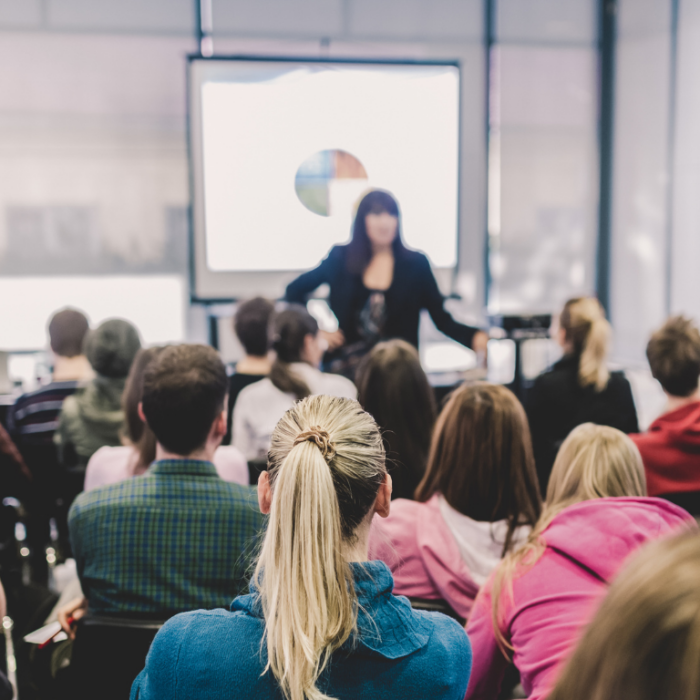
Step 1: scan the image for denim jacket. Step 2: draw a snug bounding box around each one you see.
[131,560,472,700]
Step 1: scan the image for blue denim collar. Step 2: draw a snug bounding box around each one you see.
[233,560,432,660]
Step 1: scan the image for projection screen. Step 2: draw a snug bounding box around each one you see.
[189,57,461,300]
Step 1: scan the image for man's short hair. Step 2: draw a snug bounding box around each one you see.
[647,316,700,397]
[48,308,89,358]
[234,297,274,357]
[141,344,228,456]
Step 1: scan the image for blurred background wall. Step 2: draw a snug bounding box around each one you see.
[0,0,698,370]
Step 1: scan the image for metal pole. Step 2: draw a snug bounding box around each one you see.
[195,0,214,57]
[596,0,617,315]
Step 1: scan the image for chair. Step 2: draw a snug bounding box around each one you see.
[62,615,165,700]
[659,491,700,517]
[408,597,465,627]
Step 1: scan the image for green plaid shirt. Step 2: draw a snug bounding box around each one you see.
[69,459,265,617]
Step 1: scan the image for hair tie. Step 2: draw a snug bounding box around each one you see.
[293,427,336,463]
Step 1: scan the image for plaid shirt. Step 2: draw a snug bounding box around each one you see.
[69,459,265,617]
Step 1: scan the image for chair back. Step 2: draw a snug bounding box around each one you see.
[67,615,165,700]
[408,597,466,627]
[660,490,700,517]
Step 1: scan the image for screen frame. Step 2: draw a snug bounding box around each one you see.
[187,54,462,303]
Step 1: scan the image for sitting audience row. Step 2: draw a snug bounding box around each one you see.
[132,395,472,700]
[2,294,700,700]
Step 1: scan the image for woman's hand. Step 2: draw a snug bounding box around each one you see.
[321,329,345,352]
[57,596,88,640]
[471,331,489,368]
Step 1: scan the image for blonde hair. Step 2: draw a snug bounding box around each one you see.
[490,423,646,654]
[560,297,611,391]
[550,532,700,700]
[254,395,386,700]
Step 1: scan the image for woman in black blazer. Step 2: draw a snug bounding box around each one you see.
[526,297,639,495]
[285,190,488,377]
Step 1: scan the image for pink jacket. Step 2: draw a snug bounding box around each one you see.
[368,495,480,622]
[466,497,696,700]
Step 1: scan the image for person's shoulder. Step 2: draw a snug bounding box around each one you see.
[607,370,633,390]
[69,477,138,521]
[397,248,429,268]
[236,377,274,404]
[411,610,472,693]
[321,371,357,399]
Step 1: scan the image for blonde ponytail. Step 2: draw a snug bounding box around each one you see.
[255,395,386,700]
[561,297,611,391]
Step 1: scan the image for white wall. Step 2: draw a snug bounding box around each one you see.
[0,0,488,351]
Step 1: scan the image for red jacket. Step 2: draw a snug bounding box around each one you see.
[631,401,700,496]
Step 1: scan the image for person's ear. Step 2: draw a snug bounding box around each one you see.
[258,471,272,514]
[374,473,392,518]
[213,409,227,440]
[137,402,146,424]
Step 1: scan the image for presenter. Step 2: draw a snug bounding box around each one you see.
[285,189,488,377]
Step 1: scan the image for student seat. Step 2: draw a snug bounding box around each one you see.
[62,614,165,700]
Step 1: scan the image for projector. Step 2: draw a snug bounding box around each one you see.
[488,314,552,340]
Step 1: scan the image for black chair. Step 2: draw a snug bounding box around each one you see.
[61,615,165,700]
[659,490,700,517]
[408,597,466,627]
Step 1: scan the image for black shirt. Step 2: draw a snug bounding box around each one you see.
[526,354,639,495]
[285,245,479,349]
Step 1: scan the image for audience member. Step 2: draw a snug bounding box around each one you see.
[549,532,700,700]
[224,297,275,444]
[84,347,248,491]
[356,339,436,500]
[55,318,141,471]
[132,395,472,700]
[631,316,700,505]
[62,344,265,622]
[465,423,695,700]
[527,297,639,494]
[370,383,541,622]
[8,307,91,578]
[232,304,356,461]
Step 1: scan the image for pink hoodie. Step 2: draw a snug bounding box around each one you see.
[465,497,696,700]
[368,495,481,622]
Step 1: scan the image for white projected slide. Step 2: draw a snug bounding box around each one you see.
[190,59,460,297]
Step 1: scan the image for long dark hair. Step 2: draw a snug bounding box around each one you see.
[346,190,408,274]
[415,382,542,556]
[356,339,436,500]
[121,346,166,475]
[269,305,319,401]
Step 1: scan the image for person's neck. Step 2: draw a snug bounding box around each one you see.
[370,244,393,257]
[53,355,93,382]
[342,520,371,564]
[236,354,271,375]
[665,388,700,414]
[155,443,216,463]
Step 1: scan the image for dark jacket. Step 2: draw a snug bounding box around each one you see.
[131,560,472,700]
[285,245,479,349]
[526,354,639,494]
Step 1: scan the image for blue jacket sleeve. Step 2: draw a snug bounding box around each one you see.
[285,248,336,303]
[419,256,479,349]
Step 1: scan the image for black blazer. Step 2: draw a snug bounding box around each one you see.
[526,354,639,495]
[285,245,479,349]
